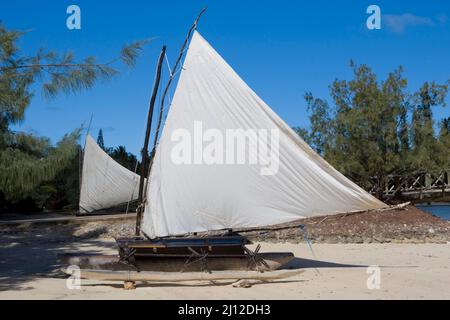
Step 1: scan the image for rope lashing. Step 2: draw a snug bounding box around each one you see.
[164,53,172,77]
[299,224,316,258]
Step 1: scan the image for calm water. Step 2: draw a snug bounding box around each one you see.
[416,204,450,221]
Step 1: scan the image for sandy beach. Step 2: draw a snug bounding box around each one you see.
[1,238,449,300]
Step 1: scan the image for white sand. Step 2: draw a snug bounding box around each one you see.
[0,241,449,300]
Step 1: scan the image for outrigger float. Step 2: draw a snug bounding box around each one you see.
[60,8,386,288]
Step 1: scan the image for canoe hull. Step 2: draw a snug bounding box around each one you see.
[58,252,294,272]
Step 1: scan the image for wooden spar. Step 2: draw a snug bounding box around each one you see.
[78,114,93,215]
[135,46,167,236]
[68,268,304,282]
[138,7,208,230]
[147,7,207,172]
[78,145,82,200]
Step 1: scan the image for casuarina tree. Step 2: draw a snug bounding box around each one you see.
[0,23,149,209]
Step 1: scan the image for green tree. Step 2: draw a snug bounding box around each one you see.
[332,63,408,194]
[97,129,105,150]
[0,22,147,209]
[438,117,450,168]
[440,117,450,137]
[36,146,82,211]
[108,145,138,172]
[293,127,312,146]
[398,102,410,154]
[303,92,332,156]
[410,82,448,171]
[298,62,449,199]
[299,62,420,197]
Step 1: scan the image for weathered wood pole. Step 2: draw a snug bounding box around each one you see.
[140,7,208,224]
[75,269,305,282]
[148,7,207,171]
[135,46,167,236]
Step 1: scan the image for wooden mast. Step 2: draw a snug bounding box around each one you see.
[147,7,207,172]
[135,46,167,236]
[136,7,207,236]
[78,114,93,216]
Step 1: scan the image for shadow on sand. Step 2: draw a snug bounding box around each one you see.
[0,223,116,292]
[284,257,367,269]
[0,223,420,292]
[79,257,369,289]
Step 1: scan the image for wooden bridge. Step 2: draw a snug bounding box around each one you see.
[369,169,450,199]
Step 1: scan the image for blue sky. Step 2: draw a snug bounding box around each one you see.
[2,0,450,155]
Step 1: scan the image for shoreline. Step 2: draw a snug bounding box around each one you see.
[0,205,448,245]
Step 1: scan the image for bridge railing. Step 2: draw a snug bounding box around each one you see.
[368,169,449,197]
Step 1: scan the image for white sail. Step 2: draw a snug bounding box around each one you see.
[79,135,141,213]
[142,31,386,238]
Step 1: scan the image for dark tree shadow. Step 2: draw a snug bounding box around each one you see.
[0,221,421,293]
[0,222,118,292]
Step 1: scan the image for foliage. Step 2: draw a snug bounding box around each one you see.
[97,129,105,150]
[0,130,80,199]
[410,82,448,170]
[0,22,147,212]
[298,62,449,198]
[107,145,138,172]
[438,117,450,168]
